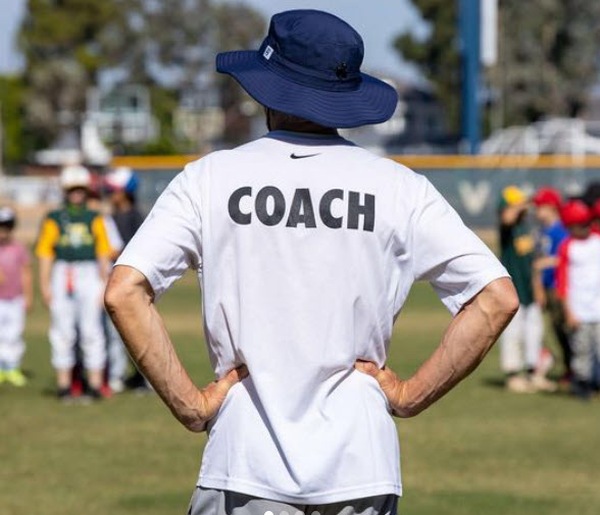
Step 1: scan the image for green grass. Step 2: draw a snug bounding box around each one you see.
[1,274,599,515]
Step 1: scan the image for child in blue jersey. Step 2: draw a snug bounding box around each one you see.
[532,187,570,384]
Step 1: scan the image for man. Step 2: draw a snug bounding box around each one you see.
[36,165,112,401]
[497,185,545,393]
[105,10,517,515]
[531,187,570,384]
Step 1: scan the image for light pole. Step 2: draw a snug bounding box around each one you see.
[459,0,481,154]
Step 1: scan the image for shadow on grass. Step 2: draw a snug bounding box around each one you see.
[481,376,506,389]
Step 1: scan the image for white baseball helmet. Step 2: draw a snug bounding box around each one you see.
[60,165,91,190]
[0,206,16,227]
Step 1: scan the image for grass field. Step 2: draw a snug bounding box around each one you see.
[1,272,599,515]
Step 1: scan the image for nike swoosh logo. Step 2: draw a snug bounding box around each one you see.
[290,153,321,159]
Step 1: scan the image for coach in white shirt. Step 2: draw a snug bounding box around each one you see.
[105,9,518,515]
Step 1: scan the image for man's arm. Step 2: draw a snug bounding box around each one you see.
[104,265,247,432]
[355,277,518,418]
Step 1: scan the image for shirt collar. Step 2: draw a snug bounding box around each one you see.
[264,130,355,147]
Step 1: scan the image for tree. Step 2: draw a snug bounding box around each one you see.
[493,0,600,125]
[18,0,120,144]
[0,76,28,165]
[104,0,214,90]
[17,0,267,155]
[394,0,600,132]
[104,0,266,149]
[213,3,266,146]
[394,1,460,134]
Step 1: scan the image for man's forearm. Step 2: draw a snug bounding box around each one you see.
[356,277,518,417]
[105,269,207,430]
[398,277,517,416]
[104,266,246,432]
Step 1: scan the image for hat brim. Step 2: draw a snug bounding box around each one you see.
[217,50,398,129]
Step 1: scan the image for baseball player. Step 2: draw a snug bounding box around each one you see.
[498,186,546,393]
[36,165,112,401]
[531,187,570,384]
[556,200,600,399]
[105,10,517,515]
[0,207,33,387]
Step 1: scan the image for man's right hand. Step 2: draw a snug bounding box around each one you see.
[357,277,518,419]
[186,365,249,432]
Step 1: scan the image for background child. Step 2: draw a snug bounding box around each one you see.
[498,186,545,392]
[0,207,33,386]
[531,187,569,385]
[556,200,600,399]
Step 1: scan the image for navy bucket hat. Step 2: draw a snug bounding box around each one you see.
[216,10,398,129]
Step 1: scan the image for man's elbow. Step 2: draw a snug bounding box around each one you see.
[104,267,150,316]
[487,277,520,324]
[104,278,127,317]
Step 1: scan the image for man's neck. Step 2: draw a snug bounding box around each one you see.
[266,109,338,135]
[275,124,338,136]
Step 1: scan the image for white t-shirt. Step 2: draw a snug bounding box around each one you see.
[117,131,509,504]
[557,234,600,323]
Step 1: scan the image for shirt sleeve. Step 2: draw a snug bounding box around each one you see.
[410,178,510,316]
[115,165,201,299]
[35,217,60,259]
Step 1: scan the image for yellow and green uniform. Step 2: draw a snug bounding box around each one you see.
[35,204,111,372]
[35,206,111,261]
[498,197,535,306]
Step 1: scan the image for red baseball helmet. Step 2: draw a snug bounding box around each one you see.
[560,199,592,226]
[532,187,562,209]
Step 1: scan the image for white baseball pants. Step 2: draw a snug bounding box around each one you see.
[500,303,544,374]
[49,261,106,370]
[0,297,26,369]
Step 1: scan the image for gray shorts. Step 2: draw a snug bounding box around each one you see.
[188,487,398,515]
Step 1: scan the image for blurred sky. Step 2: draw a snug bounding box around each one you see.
[0,0,425,79]
[0,0,26,73]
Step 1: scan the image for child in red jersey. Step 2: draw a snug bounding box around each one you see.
[0,207,33,386]
[556,200,600,399]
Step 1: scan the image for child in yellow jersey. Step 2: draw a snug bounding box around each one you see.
[36,165,112,402]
